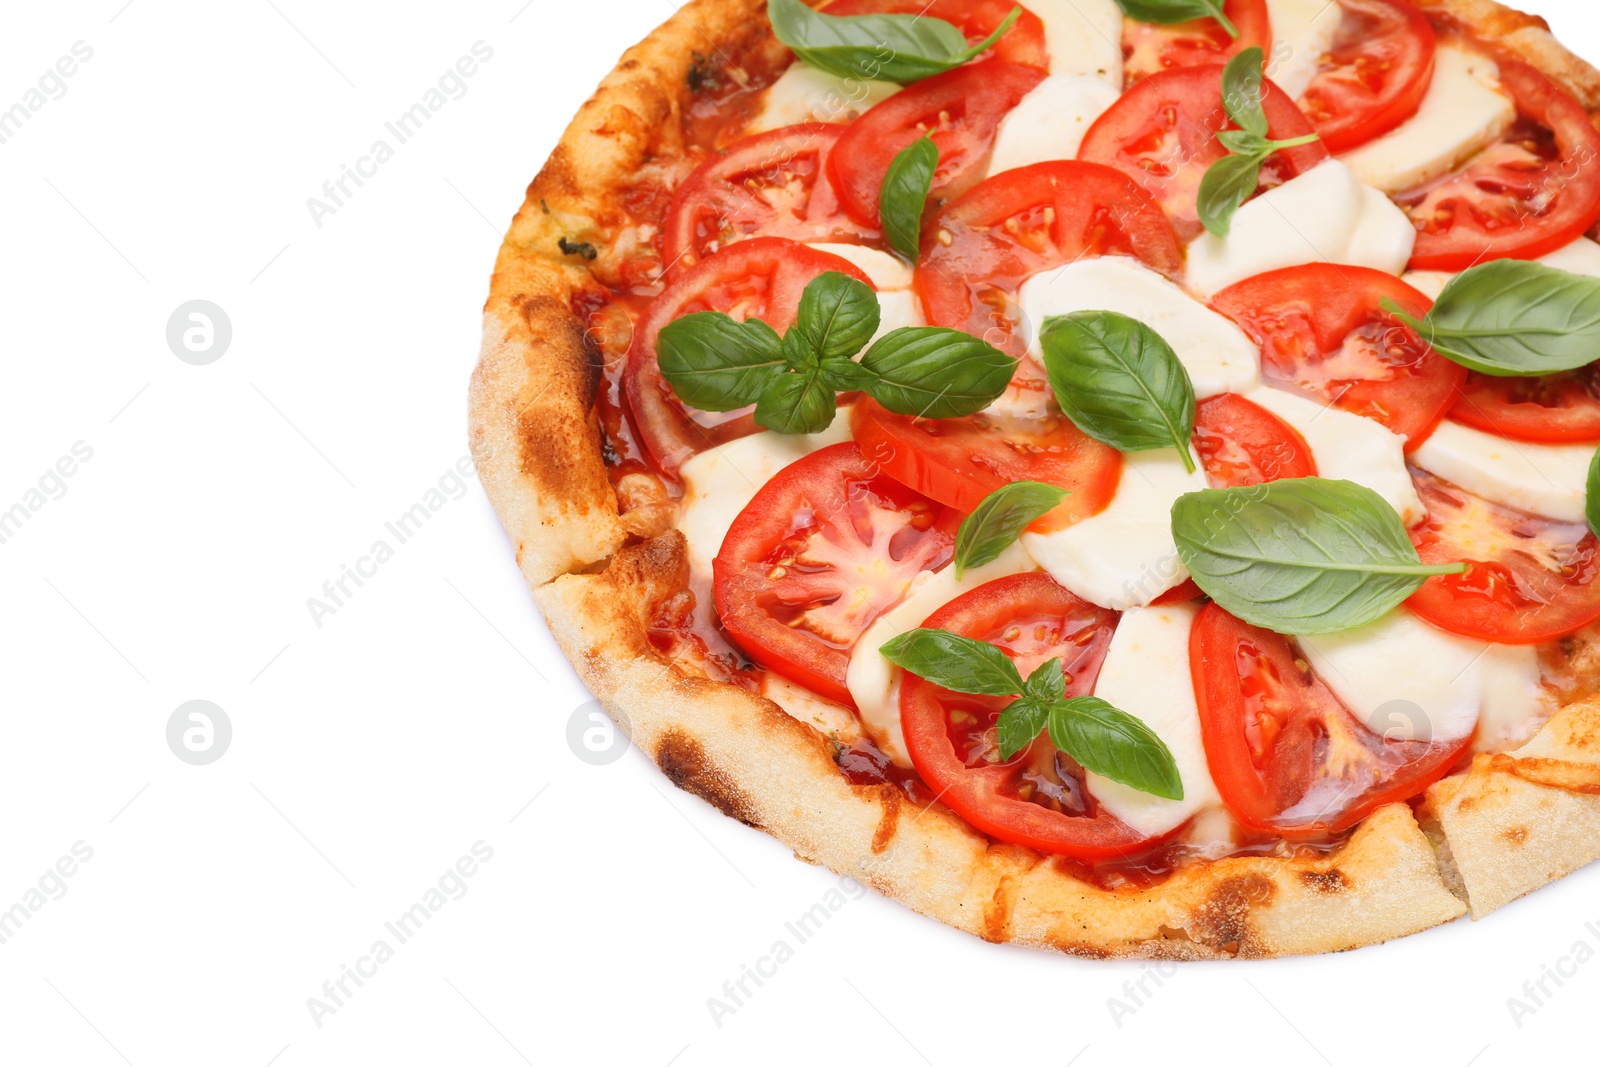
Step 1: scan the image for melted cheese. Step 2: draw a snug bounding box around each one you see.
[1264,0,1342,99]
[1411,420,1598,524]
[1025,0,1123,84]
[746,64,900,134]
[807,243,913,290]
[988,73,1120,173]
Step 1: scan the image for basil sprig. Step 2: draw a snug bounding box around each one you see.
[1382,260,1600,377]
[1115,0,1238,37]
[880,629,1183,799]
[1170,478,1466,635]
[657,271,1016,434]
[768,0,1020,84]
[1039,311,1198,472]
[880,135,937,261]
[1197,47,1321,237]
[953,481,1070,577]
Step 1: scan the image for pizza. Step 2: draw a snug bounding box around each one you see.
[469,0,1600,958]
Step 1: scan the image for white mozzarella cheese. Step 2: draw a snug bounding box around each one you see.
[1399,270,1451,301]
[1086,603,1223,837]
[1242,387,1426,526]
[1018,257,1261,397]
[747,64,900,134]
[871,289,924,346]
[1264,0,1342,99]
[988,73,1120,173]
[1186,161,1416,296]
[1338,45,1516,194]
[846,544,1036,767]
[1299,610,1538,743]
[1021,448,1207,609]
[1411,420,1598,523]
[806,243,913,290]
[1474,644,1551,753]
[1024,0,1123,85]
[1405,236,1600,299]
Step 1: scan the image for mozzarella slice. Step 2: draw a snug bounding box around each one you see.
[1086,603,1223,837]
[1021,448,1207,609]
[1474,644,1551,753]
[1186,161,1416,296]
[1299,610,1531,743]
[871,289,924,346]
[1017,256,1261,397]
[1338,45,1516,194]
[1399,269,1451,301]
[1264,0,1342,99]
[1411,420,1597,523]
[1405,236,1600,299]
[1024,0,1123,85]
[807,243,913,290]
[746,64,900,134]
[988,73,1120,173]
[1242,387,1426,525]
[846,544,1036,766]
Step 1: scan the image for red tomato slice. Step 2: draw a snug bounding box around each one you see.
[1405,470,1600,643]
[850,396,1122,518]
[1193,392,1318,487]
[1079,62,1327,240]
[822,0,1049,70]
[828,62,1044,228]
[1191,602,1471,836]
[1402,60,1600,270]
[916,161,1183,353]
[714,442,958,705]
[1121,0,1271,85]
[1297,0,1436,153]
[1450,365,1600,444]
[663,124,878,275]
[623,238,872,476]
[1210,264,1465,449]
[899,572,1158,858]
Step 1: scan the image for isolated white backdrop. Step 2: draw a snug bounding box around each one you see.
[3,1,1600,1064]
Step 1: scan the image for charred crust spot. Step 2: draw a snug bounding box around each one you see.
[981,876,1015,943]
[688,51,718,93]
[1190,873,1275,957]
[656,727,762,828]
[869,786,902,854]
[1299,868,1348,894]
[1504,825,1530,845]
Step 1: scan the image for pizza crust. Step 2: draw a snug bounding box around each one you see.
[470,0,1600,956]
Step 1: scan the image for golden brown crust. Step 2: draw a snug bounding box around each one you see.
[470,0,1600,957]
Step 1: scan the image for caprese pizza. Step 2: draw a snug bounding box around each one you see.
[471,0,1600,957]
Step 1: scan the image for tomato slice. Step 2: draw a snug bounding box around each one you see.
[828,62,1044,228]
[663,124,878,275]
[821,0,1049,70]
[1079,63,1327,240]
[916,161,1183,353]
[623,238,872,476]
[1193,392,1318,487]
[1297,0,1436,153]
[899,572,1156,858]
[714,442,958,704]
[1121,0,1271,85]
[1210,264,1465,449]
[1405,469,1600,644]
[851,396,1122,517]
[1191,602,1471,836]
[1401,61,1600,270]
[1450,365,1600,444]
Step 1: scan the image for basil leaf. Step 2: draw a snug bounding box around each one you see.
[755,370,836,434]
[1047,697,1184,801]
[881,135,938,261]
[818,355,877,392]
[1022,657,1066,704]
[794,270,880,362]
[953,481,1070,577]
[996,697,1050,761]
[1385,260,1600,377]
[1196,151,1264,239]
[657,312,786,411]
[1220,46,1268,137]
[1588,447,1600,540]
[1115,0,1237,37]
[860,327,1017,418]
[880,627,1025,697]
[768,0,1020,84]
[1171,477,1466,635]
[1215,128,1270,157]
[1040,311,1198,472]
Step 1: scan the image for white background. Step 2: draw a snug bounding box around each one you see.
[3,1,1600,1064]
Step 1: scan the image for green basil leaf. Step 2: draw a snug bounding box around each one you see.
[880,135,938,261]
[1215,128,1270,156]
[1171,477,1467,635]
[859,327,1017,418]
[1115,0,1237,37]
[657,311,786,411]
[1040,311,1198,472]
[1588,447,1600,540]
[1047,697,1184,801]
[780,328,819,371]
[1220,46,1267,137]
[768,0,1020,83]
[1196,151,1264,239]
[1022,656,1066,704]
[754,370,836,435]
[818,355,877,392]
[879,627,1025,697]
[794,271,880,362]
[996,697,1051,761]
[953,481,1069,578]
[1386,260,1600,377]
